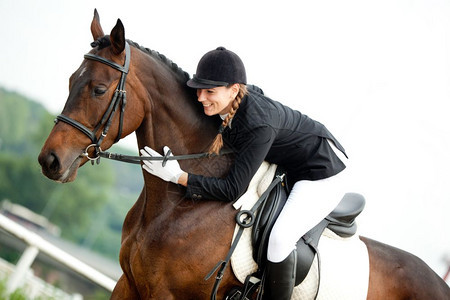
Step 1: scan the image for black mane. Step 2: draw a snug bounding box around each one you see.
[127,40,190,82]
[90,37,191,83]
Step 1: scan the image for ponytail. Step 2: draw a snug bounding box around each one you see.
[209,84,248,155]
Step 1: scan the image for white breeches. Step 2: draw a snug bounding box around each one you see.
[267,141,350,263]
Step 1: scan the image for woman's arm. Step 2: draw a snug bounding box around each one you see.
[185,125,276,202]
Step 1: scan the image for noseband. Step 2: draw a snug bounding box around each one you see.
[55,42,131,163]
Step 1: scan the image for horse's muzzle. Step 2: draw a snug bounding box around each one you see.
[38,149,81,183]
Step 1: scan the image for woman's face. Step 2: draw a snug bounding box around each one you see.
[197,85,239,116]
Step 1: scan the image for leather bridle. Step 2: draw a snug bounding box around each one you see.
[55,42,131,164]
[54,41,231,165]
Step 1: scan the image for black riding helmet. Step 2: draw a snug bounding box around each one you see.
[187,47,247,89]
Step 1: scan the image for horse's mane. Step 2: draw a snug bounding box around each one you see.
[127,40,191,82]
[91,36,191,82]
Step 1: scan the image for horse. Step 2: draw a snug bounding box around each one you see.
[38,10,450,300]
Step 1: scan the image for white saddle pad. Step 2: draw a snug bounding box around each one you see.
[230,162,370,300]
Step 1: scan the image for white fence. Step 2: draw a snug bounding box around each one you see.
[0,258,81,299]
[0,214,117,296]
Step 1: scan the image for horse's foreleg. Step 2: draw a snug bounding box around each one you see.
[110,274,139,300]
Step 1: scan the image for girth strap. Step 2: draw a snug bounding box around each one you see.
[206,173,285,300]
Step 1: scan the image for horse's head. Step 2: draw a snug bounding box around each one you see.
[38,10,146,182]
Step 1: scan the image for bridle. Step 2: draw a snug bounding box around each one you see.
[55,42,131,164]
[55,41,231,165]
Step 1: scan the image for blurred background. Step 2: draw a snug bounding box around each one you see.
[0,0,449,298]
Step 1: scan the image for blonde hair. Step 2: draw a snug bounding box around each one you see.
[209,84,248,155]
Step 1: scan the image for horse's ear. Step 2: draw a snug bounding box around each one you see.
[91,9,104,41]
[110,19,125,55]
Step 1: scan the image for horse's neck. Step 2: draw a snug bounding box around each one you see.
[134,52,217,156]
[132,50,222,210]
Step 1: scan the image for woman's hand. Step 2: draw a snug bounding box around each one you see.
[140,146,185,184]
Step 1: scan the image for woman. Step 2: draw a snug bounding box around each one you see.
[140,47,349,299]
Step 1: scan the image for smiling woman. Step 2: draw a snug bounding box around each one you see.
[140,42,354,299]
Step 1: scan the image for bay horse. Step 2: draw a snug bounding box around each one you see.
[38,10,450,299]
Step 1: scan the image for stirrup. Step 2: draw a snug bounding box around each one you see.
[225,275,262,300]
[225,288,249,300]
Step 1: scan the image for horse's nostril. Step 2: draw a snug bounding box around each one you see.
[48,153,60,172]
[39,152,60,173]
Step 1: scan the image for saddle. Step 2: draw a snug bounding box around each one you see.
[225,168,366,299]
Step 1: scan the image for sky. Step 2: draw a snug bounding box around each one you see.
[1,0,449,279]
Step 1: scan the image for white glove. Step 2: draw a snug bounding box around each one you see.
[140,146,184,184]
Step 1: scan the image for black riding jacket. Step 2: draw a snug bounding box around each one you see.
[185,86,347,202]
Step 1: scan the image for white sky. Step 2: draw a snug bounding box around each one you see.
[1,0,449,278]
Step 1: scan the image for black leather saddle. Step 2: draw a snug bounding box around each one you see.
[252,168,366,286]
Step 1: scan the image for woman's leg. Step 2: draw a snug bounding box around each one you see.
[263,171,348,300]
[267,170,349,262]
[263,140,351,299]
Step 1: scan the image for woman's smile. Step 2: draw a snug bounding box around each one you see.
[197,85,238,116]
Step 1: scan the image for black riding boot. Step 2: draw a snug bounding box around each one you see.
[263,249,297,300]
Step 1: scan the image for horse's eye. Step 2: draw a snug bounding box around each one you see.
[93,86,107,96]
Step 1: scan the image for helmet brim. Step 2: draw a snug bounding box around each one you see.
[186,76,229,89]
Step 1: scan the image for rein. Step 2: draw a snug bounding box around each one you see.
[54,41,232,165]
[98,148,233,166]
